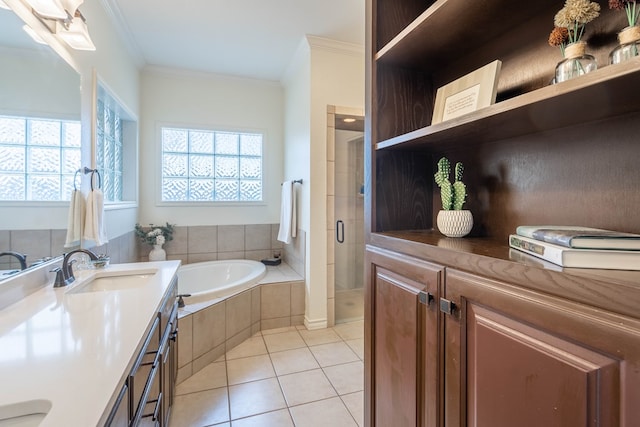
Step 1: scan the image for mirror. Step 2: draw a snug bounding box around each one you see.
[0,7,82,279]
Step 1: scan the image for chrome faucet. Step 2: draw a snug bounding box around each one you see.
[0,251,28,270]
[61,249,99,285]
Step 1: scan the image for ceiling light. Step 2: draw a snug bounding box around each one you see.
[56,10,95,50]
[23,0,67,19]
[343,118,356,123]
[0,1,11,10]
[23,24,47,45]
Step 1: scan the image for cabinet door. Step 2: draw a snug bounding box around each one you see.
[365,246,443,427]
[443,269,640,427]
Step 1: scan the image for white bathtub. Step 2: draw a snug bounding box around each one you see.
[177,260,266,304]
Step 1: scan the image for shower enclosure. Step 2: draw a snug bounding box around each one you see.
[334,129,364,323]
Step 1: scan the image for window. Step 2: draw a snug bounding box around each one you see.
[0,115,81,201]
[96,99,123,202]
[161,127,263,202]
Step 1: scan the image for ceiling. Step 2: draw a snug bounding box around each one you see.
[101,0,366,82]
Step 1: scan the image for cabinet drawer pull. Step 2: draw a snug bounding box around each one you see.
[439,298,457,315]
[418,291,434,306]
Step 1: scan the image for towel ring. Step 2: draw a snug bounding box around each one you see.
[90,170,102,191]
[73,169,82,191]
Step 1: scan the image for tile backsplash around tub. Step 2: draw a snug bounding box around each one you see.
[140,224,306,276]
[2,224,305,276]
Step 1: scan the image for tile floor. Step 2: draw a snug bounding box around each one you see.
[169,320,364,427]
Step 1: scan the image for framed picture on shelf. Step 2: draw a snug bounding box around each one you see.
[432,60,502,124]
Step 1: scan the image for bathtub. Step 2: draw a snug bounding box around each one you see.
[177,260,267,304]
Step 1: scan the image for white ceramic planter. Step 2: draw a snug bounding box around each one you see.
[436,210,473,238]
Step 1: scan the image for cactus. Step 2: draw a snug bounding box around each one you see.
[434,157,467,210]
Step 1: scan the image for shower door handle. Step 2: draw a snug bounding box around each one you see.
[336,220,344,244]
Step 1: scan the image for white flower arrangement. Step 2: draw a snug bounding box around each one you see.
[135,223,175,246]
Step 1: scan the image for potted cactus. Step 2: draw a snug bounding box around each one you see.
[434,157,473,237]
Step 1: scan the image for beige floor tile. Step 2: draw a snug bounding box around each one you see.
[332,320,364,341]
[344,338,364,360]
[309,341,359,367]
[261,325,298,335]
[270,347,320,376]
[226,336,268,360]
[227,354,275,385]
[176,361,227,396]
[298,327,342,346]
[323,361,364,395]
[278,369,337,407]
[228,378,287,420]
[341,391,364,427]
[170,387,229,427]
[289,397,358,427]
[262,330,306,353]
[230,409,294,426]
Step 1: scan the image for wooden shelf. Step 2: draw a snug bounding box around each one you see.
[375,57,640,150]
[376,0,559,69]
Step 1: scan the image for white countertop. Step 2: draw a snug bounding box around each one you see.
[0,260,181,427]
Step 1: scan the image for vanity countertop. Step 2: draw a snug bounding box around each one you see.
[0,260,181,427]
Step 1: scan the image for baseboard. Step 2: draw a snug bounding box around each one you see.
[304,316,328,330]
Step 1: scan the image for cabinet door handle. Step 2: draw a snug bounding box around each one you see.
[336,220,345,243]
[418,291,434,306]
[439,298,457,315]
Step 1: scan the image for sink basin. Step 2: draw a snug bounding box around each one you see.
[69,269,157,294]
[0,400,51,427]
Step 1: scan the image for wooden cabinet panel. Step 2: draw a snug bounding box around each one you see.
[444,269,640,427]
[365,246,442,427]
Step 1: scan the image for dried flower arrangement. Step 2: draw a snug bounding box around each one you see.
[609,0,640,27]
[549,0,601,53]
[135,223,175,246]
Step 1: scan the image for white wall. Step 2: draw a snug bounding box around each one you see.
[138,68,284,226]
[0,0,140,239]
[282,36,365,329]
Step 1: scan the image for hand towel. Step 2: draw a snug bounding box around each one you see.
[83,189,108,246]
[64,189,85,248]
[277,181,295,244]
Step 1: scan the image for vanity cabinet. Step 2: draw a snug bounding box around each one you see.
[365,0,640,425]
[365,246,442,427]
[104,277,178,427]
[365,248,640,426]
[443,269,640,427]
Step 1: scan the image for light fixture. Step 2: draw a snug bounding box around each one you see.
[343,118,356,123]
[56,10,95,51]
[23,0,84,19]
[23,24,47,45]
[0,0,11,10]
[23,0,66,19]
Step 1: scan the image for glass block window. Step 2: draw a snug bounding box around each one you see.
[161,127,263,202]
[0,115,81,201]
[96,100,123,202]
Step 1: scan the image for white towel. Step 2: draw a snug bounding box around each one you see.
[277,181,297,244]
[83,189,108,246]
[64,189,86,248]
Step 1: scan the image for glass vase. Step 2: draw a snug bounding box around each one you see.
[555,42,597,83]
[609,26,640,65]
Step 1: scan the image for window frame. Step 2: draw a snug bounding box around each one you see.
[156,122,267,207]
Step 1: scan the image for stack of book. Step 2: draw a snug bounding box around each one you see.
[508,226,640,270]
